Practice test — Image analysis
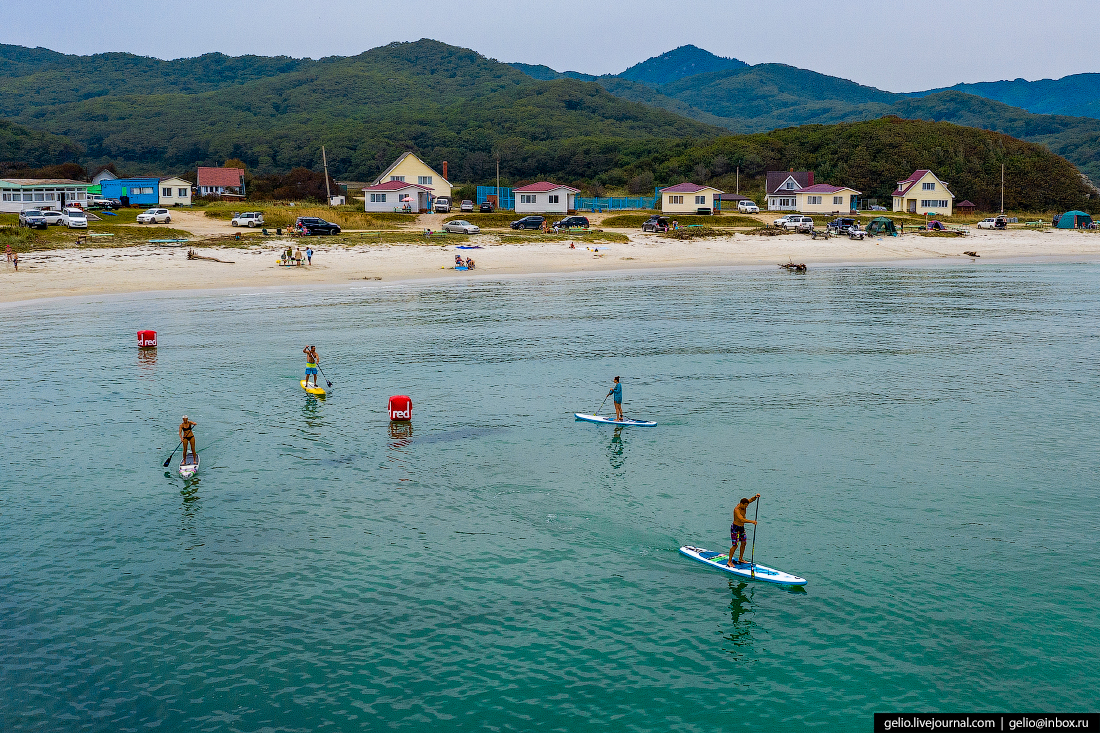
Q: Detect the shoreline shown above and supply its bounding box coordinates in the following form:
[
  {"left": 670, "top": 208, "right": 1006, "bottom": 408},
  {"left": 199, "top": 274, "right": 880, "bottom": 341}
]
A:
[{"left": 3, "top": 228, "right": 1099, "bottom": 306}]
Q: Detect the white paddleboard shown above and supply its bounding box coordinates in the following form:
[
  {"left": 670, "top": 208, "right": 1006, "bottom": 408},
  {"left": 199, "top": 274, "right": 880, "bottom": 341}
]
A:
[
  {"left": 179, "top": 454, "right": 199, "bottom": 478},
  {"left": 301, "top": 379, "right": 326, "bottom": 396},
  {"left": 574, "top": 413, "right": 657, "bottom": 427},
  {"left": 679, "top": 545, "right": 807, "bottom": 586}
]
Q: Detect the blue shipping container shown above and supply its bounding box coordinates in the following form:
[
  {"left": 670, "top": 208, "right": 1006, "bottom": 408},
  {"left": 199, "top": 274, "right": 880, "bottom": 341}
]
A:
[{"left": 100, "top": 178, "right": 162, "bottom": 206}]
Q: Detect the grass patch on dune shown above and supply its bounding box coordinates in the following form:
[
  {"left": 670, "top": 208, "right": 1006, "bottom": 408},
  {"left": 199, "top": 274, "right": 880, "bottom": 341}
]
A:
[
  {"left": 497, "top": 231, "right": 629, "bottom": 244},
  {"left": 602, "top": 213, "right": 760, "bottom": 228},
  {"left": 201, "top": 203, "right": 414, "bottom": 229},
  {"left": 0, "top": 224, "right": 194, "bottom": 251}
]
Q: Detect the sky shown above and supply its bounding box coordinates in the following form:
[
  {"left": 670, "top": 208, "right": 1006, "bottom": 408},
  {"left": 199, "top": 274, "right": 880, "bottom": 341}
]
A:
[{"left": 3, "top": 0, "right": 1099, "bottom": 92}]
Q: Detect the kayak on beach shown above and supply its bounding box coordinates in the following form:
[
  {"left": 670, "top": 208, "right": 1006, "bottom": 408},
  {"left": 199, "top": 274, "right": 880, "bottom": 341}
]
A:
[
  {"left": 574, "top": 413, "right": 657, "bottom": 427},
  {"left": 679, "top": 545, "right": 807, "bottom": 586}
]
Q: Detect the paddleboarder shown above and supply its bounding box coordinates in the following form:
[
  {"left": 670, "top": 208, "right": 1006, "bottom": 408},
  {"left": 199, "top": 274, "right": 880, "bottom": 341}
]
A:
[
  {"left": 727, "top": 494, "right": 761, "bottom": 567},
  {"left": 303, "top": 345, "right": 319, "bottom": 387},
  {"left": 179, "top": 416, "right": 197, "bottom": 466},
  {"left": 608, "top": 376, "right": 623, "bottom": 421}
]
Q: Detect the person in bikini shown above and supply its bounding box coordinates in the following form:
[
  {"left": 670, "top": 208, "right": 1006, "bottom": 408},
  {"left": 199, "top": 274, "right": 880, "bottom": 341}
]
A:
[
  {"left": 727, "top": 493, "right": 761, "bottom": 566},
  {"left": 179, "top": 416, "right": 197, "bottom": 466},
  {"left": 303, "top": 345, "right": 319, "bottom": 387}
]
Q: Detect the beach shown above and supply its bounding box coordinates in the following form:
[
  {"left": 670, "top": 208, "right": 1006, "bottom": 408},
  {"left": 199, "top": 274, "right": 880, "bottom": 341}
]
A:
[{"left": 4, "top": 219, "right": 1100, "bottom": 303}]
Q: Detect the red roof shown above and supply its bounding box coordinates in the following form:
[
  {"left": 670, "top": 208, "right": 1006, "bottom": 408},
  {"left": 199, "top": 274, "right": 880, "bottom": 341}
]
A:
[
  {"left": 196, "top": 167, "right": 244, "bottom": 188},
  {"left": 797, "top": 183, "right": 861, "bottom": 194},
  {"left": 361, "top": 180, "right": 434, "bottom": 192},
  {"left": 659, "top": 182, "right": 722, "bottom": 194},
  {"left": 512, "top": 181, "right": 579, "bottom": 193},
  {"left": 893, "top": 170, "right": 930, "bottom": 196}
]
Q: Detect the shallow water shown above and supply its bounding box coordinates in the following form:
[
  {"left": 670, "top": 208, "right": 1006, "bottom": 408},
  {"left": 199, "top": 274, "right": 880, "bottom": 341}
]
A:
[{"left": 2, "top": 265, "right": 1098, "bottom": 731}]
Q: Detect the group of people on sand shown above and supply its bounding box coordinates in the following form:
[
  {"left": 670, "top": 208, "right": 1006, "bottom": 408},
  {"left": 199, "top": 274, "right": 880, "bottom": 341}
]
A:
[
  {"left": 281, "top": 246, "right": 313, "bottom": 267},
  {"left": 454, "top": 255, "right": 475, "bottom": 269}
]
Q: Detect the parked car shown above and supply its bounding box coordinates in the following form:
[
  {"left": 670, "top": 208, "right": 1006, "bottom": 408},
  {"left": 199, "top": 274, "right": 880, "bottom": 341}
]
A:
[
  {"left": 827, "top": 217, "right": 858, "bottom": 235},
  {"left": 231, "top": 211, "right": 264, "bottom": 228},
  {"left": 775, "top": 215, "right": 813, "bottom": 231},
  {"left": 137, "top": 208, "right": 172, "bottom": 224},
  {"left": 773, "top": 214, "right": 796, "bottom": 227},
  {"left": 460, "top": 200, "right": 474, "bottom": 212},
  {"left": 976, "top": 216, "right": 1007, "bottom": 230},
  {"left": 868, "top": 205, "right": 887, "bottom": 211},
  {"left": 847, "top": 226, "right": 867, "bottom": 240},
  {"left": 479, "top": 202, "right": 495, "bottom": 213},
  {"left": 62, "top": 208, "right": 88, "bottom": 228},
  {"left": 295, "top": 216, "right": 341, "bottom": 235},
  {"left": 642, "top": 215, "right": 670, "bottom": 233},
  {"left": 737, "top": 200, "right": 760, "bottom": 214},
  {"left": 511, "top": 215, "right": 545, "bottom": 230},
  {"left": 40, "top": 210, "right": 65, "bottom": 226},
  {"left": 18, "top": 209, "right": 48, "bottom": 229},
  {"left": 552, "top": 215, "right": 589, "bottom": 230},
  {"left": 433, "top": 197, "right": 451, "bottom": 213},
  {"left": 88, "top": 196, "right": 119, "bottom": 209},
  {"left": 442, "top": 220, "right": 480, "bottom": 234}
]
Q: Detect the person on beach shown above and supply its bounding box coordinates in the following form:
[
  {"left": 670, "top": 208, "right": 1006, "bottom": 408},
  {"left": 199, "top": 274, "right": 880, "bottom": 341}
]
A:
[
  {"left": 5, "top": 242, "right": 11, "bottom": 262},
  {"left": 179, "top": 416, "right": 197, "bottom": 466},
  {"left": 608, "top": 376, "right": 623, "bottom": 421},
  {"left": 727, "top": 494, "right": 761, "bottom": 566},
  {"left": 306, "top": 246, "right": 313, "bottom": 266},
  {"left": 294, "top": 247, "right": 303, "bottom": 266},
  {"left": 12, "top": 252, "right": 18, "bottom": 271},
  {"left": 303, "top": 345, "right": 319, "bottom": 387}
]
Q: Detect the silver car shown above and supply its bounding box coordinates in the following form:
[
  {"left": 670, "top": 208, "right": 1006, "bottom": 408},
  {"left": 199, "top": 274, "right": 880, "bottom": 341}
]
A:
[
  {"left": 442, "top": 220, "right": 480, "bottom": 234},
  {"left": 41, "top": 210, "right": 65, "bottom": 226}
]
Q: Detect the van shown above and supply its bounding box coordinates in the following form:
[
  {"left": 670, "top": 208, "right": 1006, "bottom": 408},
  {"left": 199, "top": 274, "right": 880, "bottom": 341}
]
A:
[{"left": 433, "top": 197, "right": 451, "bottom": 213}]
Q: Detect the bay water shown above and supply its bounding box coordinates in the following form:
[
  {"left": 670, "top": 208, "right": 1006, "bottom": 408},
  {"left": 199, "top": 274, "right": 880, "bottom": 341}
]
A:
[{"left": 2, "top": 264, "right": 1098, "bottom": 730}]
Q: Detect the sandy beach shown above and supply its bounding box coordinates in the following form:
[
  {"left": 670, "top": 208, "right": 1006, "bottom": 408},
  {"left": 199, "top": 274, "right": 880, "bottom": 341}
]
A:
[{"left": 3, "top": 223, "right": 1099, "bottom": 304}]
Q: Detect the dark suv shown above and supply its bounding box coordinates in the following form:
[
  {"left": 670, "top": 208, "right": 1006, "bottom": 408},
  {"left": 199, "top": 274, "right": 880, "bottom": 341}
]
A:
[
  {"left": 295, "top": 217, "right": 341, "bottom": 235},
  {"left": 551, "top": 215, "right": 589, "bottom": 230},
  {"left": 479, "top": 202, "right": 495, "bottom": 213},
  {"left": 641, "top": 216, "right": 670, "bottom": 233},
  {"left": 511, "top": 215, "right": 545, "bottom": 230},
  {"left": 18, "top": 209, "right": 48, "bottom": 230},
  {"left": 827, "top": 217, "right": 857, "bottom": 234}
]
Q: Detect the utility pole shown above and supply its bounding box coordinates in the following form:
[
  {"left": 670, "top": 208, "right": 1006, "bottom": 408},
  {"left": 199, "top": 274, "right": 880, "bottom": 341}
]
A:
[
  {"left": 736, "top": 166, "right": 739, "bottom": 194},
  {"left": 496, "top": 152, "right": 500, "bottom": 208},
  {"left": 1000, "top": 163, "right": 1005, "bottom": 214},
  {"left": 322, "top": 146, "right": 332, "bottom": 205}
]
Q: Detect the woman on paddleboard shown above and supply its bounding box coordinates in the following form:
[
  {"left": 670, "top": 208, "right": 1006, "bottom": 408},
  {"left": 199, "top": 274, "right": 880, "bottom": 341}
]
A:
[
  {"left": 608, "top": 377, "right": 623, "bottom": 421},
  {"left": 303, "top": 345, "right": 319, "bottom": 387},
  {"left": 179, "top": 416, "right": 197, "bottom": 466},
  {"left": 727, "top": 494, "right": 760, "bottom": 567}
]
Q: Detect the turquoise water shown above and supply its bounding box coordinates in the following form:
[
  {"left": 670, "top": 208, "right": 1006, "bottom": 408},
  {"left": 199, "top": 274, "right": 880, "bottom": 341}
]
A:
[{"left": 2, "top": 265, "right": 1098, "bottom": 731}]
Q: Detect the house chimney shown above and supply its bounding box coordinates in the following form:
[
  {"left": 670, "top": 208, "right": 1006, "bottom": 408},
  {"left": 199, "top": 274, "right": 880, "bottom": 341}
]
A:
[
  {"left": 808, "top": 171, "right": 815, "bottom": 185},
  {"left": 442, "top": 161, "right": 448, "bottom": 180}
]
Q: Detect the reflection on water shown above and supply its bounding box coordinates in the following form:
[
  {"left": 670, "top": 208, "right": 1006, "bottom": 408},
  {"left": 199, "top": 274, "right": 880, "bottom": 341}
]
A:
[
  {"left": 301, "top": 395, "right": 324, "bottom": 432},
  {"left": 386, "top": 421, "right": 413, "bottom": 482},
  {"left": 137, "top": 348, "right": 157, "bottom": 371},
  {"left": 608, "top": 425, "right": 626, "bottom": 470},
  {"left": 724, "top": 581, "right": 755, "bottom": 656}
]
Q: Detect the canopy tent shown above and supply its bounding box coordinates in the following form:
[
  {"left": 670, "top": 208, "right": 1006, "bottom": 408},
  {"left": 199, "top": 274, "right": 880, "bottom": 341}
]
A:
[
  {"left": 1055, "top": 210, "right": 1093, "bottom": 229},
  {"left": 866, "top": 216, "right": 897, "bottom": 236}
]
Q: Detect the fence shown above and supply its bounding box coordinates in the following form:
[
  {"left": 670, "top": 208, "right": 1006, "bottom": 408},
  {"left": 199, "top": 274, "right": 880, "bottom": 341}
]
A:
[
  {"left": 574, "top": 196, "right": 656, "bottom": 212},
  {"left": 476, "top": 186, "right": 514, "bottom": 210}
]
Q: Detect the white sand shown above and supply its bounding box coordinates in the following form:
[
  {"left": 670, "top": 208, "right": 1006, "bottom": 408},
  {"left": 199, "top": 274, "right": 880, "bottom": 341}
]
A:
[{"left": 3, "top": 228, "right": 1099, "bottom": 304}]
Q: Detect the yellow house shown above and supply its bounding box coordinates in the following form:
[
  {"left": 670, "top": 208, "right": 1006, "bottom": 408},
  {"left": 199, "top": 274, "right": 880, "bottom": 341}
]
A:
[
  {"left": 892, "top": 170, "right": 954, "bottom": 216},
  {"left": 794, "top": 184, "right": 861, "bottom": 214},
  {"left": 158, "top": 177, "right": 193, "bottom": 206},
  {"left": 659, "top": 182, "right": 723, "bottom": 214},
  {"left": 373, "top": 152, "right": 452, "bottom": 200}
]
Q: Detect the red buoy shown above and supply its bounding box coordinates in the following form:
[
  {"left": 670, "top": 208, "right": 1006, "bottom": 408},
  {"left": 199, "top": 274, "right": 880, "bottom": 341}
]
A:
[
  {"left": 137, "top": 330, "right": 157, "bottom": 348},
  {"left": 388, "top": 395, "right": 412, "bottom": 421}
]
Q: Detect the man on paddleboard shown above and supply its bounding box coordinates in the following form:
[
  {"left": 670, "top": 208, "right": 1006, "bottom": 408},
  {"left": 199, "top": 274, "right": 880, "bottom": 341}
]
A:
[
  {"left": 727, "top": 494, "right": 761, "bottom": 567},
  {"left": 609, "top": 376, "right": 623, "bottom": 421},
  {"left": 303, "top": 345, "right": 319, "bottom": 387}
]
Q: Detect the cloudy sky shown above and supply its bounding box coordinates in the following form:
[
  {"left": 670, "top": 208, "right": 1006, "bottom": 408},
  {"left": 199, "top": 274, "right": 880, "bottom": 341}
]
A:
[{"left": 4, "top": 0, "right": 1098, "bottom": 92}]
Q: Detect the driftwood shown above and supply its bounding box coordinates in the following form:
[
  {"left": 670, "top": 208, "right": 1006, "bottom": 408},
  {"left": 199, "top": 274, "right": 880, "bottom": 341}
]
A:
[
  {"left": 780, "top": 260, "right": 807, "bottom": 272},
  {"left": 187, "top": 248, "right": 235, "bottom": 264},
  {"left": 963, "top": 251, "right": 980, "bottom": 258}
]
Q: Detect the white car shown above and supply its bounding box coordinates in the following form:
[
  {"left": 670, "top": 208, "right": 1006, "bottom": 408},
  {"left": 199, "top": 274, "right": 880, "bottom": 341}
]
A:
[
  {"left": 776, "top": 215, "right": 814, "bottom": 231},
  {"left": 62, "top": 208, "right": 88, "bottom": 228},
  {"left": 433, "top": 197, "right": 451, "bottom": 213},
  {"left": 137, "top": 208, "right": 172, "bottom": 224},
  {"left": 976, "top": 216, "right": 1006, "bottom": 230},
  {"left": 231, "top": 211, "right": 264, "bottom": 227},
  {"left": 737, "top": 200, "right": 760, "bottom": 214},
  {"left": 442, "top": 220, "right": 480, "bottom": 234},
  {"left": 41, "top": 210, "right": 65, "bottom": 226}
]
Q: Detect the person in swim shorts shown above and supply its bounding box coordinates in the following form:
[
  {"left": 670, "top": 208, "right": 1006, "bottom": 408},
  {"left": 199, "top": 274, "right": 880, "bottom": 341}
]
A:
[
  {"left": 727, "top": 493, "right": 761, "bottom": 567},
  {"left": 609, "top": 376, "right": 623, "bottom": 421},
  {"left": 303, "top": 345, "right": 319, "bottom": 387}
]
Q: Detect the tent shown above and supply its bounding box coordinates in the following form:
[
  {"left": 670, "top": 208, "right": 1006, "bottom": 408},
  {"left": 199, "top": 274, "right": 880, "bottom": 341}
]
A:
[
  {"left": 1055, "top": 210, "right": 1093, "bottom": 229},
  {"left": 866, "top": 217, "right": 897, "bottom": 236}
]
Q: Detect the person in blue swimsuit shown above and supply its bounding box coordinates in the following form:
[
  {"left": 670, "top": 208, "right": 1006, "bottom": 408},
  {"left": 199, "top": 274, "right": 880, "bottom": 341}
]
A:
[
  {"left": 303, "top": 345, "right": 319, "bottom": 387},
  {"left": 608, "top": 376, "right": 623, "bottom": 421}
]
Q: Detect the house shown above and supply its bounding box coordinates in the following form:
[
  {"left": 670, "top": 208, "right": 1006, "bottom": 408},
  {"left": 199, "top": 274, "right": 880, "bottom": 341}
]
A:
[
  {"left": 159, "top": 177, "right": 193, "bottom": 206},
  {"left": 0, "top": 178, "right": 90, "bottom": 213},
  {"left": 196, "top": 167, "right": 246, "bottom": 198},
  {"left": 361, "top": 180, "right": 434, "bottom": 213},
  {"left": 955, "top": 200, "right": 976, "bottom": 215},
  {"left": 766, "top": 171, "right": 814, "bottom": 211},
  {"left": 99, "top": 177, "right": 161, "bottom": 207},
  {"left": 372, "top": 153, "right": 451, "bottom": 202},
  {"left": 659, "top": 182, "right": 723, "bottom": 214},
  {"left": 513, "top": 182, "right": 579, "bottom": 214},
  {"left": 90, "top": 168, "right": 118, "bottom": 185},
  {"left": 892, "top": 170, "right": 954, "bottom": 216},
  {"left": 792, "top": 184, "right": 861, "bottom": 214}
]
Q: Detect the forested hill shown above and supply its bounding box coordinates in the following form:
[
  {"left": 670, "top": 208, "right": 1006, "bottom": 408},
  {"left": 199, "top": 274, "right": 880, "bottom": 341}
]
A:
[
  {"left": 0, "top": 119, "right": 83, "bottom": 168},
  {"left": 913, "top": 73, "right": 1100, "bottom": 119}
]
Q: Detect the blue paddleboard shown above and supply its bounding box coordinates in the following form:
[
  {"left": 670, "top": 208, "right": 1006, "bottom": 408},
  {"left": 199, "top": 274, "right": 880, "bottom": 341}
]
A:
[
  {"left": 574, "top": 413, "right": 657, "bottom": 427},
  {"left": 679, "top": 545, "right": 807, "bottom": 586}
]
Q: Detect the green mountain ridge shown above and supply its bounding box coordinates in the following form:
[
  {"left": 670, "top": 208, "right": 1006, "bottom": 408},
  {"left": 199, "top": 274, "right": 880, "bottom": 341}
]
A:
[{"left": 912, "top": 73, "right": 1100, "bottom": 119}]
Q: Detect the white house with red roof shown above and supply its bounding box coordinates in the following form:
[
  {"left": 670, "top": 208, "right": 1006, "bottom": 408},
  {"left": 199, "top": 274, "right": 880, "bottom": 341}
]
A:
[
  {"left": 892, "top": 170, "right": 954, "bottom": 216},
  {"left": 361, "top": 179, "right": 434, "bottom": 212},
  {"left": 196, "top": 167, "right": 245, "bottom": 198},
  {"left": 659, "top": 182, "right": 723, "bottom": 214},
  {"left": 792, "top": 183, "right": 861, "bottom": 214},
  {"left": 513, "top": 182, "right": 579, "bottom": 214}
]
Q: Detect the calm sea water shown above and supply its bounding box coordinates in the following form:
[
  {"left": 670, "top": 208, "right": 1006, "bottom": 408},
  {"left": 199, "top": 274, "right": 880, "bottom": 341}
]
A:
[{"left": 2, "top": 265, "right": 1098, "bottom": 731}]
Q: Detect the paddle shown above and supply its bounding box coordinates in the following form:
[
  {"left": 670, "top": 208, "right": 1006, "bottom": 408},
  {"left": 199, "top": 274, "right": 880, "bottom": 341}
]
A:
[
  {"left": 749, "top": 496, "right": 760, "bottom": 578},
  {"left": 594, "top": 392, "right": 610, "bottom": 417},
  {"left": 162, "top": 441, "right": 182, "bottom": 468},
  {"left": 317, "top": 364, "right": 333, "bottom": 389}
]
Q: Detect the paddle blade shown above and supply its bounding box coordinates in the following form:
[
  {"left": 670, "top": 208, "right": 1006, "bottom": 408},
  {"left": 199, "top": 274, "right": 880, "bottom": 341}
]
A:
[{"left": 162, "top": 457, "right": 172, "bottom": 467}]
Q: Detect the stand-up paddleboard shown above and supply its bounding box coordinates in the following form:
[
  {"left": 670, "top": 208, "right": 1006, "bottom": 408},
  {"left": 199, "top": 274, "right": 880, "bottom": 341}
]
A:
[
  {"left": 301, "top": 379, "right": 326, "bottom": 396},
  {"left": 574, "top": 413, "right": 657, "bottom": 427},
  {"left": 179, "top": 454, "right": 199, "bottom": 478},
  {"left": 679, "top": 545, "right": 807, "bottom": 586}
]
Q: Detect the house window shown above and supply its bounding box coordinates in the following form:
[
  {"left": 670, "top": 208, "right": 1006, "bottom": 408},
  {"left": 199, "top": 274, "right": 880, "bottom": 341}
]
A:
[
  {"left": 22, "top": 194, "right": 32, "bottom": 201},
  {"left": 162, "top": 187, "right": 172, "bottom": 196},
  {"left": 46, "top": 193, "right": 55, "bottom": 201},
  {"left": 398, "top": 194, "right": 411, "bottom": 202},
  {"left": 785, "top": 180, "right": 796, "bottom": 189},
  {"left": 390, "top": 176, "right": 405, "bottom": 182},
  {"left": 1, "top": 194, "right": 9, "bottom": 201},
  {"left": 34, "top": 193, "right": 45, "bottom": 201},
  {"left": 833, "top": 196, "right": 843, "bottom": 205},
  {"left": 807, "top": 196, "right": 822, "bottom": 205},
  {"left": 520, "top": 194, "right": 536, "bottom": 204},
  {"left": 695, "top": 195, "right": 706, "bottom": 204},
  {"left": 178, "top": 188, "right": 187, "bottom": 197},
  {"left": 417, "top": 176, "right": 432, "bottom": 185},
  {"left": 920, "top": 200, "right": 948, "bottom": 208},
  {"left": 669, "top": 195, "right": 683, "bottom": 204},
  {"left": 548, "top": 195, "right": 559, "bottom": 204},
  {"left": 370, "top": 193, "right": 387, "bottom": 202},
  {"left": 922, "top": 182, "right": 936, "bottom": 190}
]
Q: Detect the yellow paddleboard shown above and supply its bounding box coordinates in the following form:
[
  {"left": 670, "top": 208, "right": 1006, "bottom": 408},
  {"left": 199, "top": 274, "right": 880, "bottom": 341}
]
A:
[{"left": 301, "top": 379, "right": 326, "bottom": 396}]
